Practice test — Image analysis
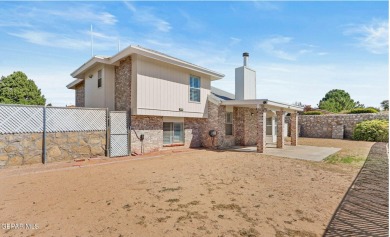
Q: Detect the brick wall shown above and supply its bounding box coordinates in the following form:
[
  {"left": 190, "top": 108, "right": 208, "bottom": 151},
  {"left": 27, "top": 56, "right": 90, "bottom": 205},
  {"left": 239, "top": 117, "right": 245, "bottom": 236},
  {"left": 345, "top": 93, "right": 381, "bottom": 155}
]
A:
[
  {"left": 234, "top": 107, "right": 257, "bottom": 146},
  {"left": 130, "top": 115, "right": 163, "bottom": 153},
  {"left": 75, "top": 82, "right": 85, "bottom": 107},
  {"left": 184, "top": 118, "right": 206, "bottom": 148},
  {"left": 202, "top": 101, "right": 235, "bottom": 148},
  {"left": 294, "top": 113, "right": 389, "bottom": 139},
  {"left": 115, "top": 56, "right": 132, "bottom": 111},
  {"left": 0, "top": 131, "right": 106, "bottom": 167}
]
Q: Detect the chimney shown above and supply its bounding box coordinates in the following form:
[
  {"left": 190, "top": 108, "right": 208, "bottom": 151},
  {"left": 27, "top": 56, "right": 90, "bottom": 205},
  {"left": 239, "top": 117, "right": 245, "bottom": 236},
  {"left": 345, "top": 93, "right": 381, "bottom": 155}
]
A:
[
  {"left": 243, "top": 52, "right": 249, "bottom": 66},
  {"left": 235, "top": 52, "right": 256, "bottom": 100}
]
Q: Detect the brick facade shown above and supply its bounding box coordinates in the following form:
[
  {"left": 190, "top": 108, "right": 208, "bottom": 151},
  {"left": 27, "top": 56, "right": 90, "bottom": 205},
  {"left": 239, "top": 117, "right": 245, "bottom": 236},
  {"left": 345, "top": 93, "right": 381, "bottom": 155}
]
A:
[
  {"left": 130, "top": 116, "right": 163, "bottom": 154},
  {"left": 184, "top": 118, "right": 206, "bottom": 148},
  {"left": 233, "top": 107, "right": 257, "bottom": 146},
  {"left": 115, "top": 56, "right": 132, "bottom": 111},
  {"left": 276, "top": 111, "right": 285, "bottom": 148},
  {"left": 201, "top": 101, "right": 235, "bottom": 149},
  {"left": 75, "top": 82, "right": 85, "bottom": 107}
]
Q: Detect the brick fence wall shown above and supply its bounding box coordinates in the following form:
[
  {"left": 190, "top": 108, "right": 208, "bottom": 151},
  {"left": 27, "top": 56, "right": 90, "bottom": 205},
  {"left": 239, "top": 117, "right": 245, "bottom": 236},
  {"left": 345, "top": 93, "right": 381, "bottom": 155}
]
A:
[
  {"left": 0, "top": 131, "right": 106, "bottom": 166},
  {"left": 288, "top": 113, "right": 388, "bottom": 139}
]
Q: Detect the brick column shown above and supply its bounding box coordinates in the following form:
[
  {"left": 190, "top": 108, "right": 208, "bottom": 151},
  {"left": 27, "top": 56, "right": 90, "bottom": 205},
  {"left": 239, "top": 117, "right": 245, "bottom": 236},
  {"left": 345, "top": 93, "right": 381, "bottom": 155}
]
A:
[
  {"left": 290, "top": 112, "right": 298, "bottom": 146},
  {"left": 257, "top": 107, "right": 267, "bottom": 153},
  {"left": 276, "top": 110, "right": 285, "bottom": 148}
]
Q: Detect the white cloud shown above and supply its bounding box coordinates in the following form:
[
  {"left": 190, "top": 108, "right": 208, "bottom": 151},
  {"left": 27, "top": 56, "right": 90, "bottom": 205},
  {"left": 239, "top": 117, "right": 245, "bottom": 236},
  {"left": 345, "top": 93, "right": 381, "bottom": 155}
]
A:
[
  {"left": 124, "top": 2, "right": 172, "bottom": 32},
  {"left": 229, "top": 37, "right": 241, "bottom": 46},
  {"left": 9, "top": 30, "right": 117, "bottom": 51},
  {"left": 344, "top": 19, "right": 388, "bottom": 54},
  {"left": 257, "top": 36, "right": 297, "bottom": 61}
]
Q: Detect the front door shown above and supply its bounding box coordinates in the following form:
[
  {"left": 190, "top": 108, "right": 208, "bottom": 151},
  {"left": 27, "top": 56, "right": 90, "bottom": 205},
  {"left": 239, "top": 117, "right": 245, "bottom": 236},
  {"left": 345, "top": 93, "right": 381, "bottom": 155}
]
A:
[{"left": 163, "top": 122, "right": 184, "bottom": 145}]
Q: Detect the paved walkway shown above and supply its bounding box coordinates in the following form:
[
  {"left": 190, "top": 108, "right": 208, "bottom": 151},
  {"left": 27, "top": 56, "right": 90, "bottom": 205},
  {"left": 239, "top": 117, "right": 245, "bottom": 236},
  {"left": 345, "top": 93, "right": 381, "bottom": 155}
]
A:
[
  {"left": 324, "top": 142, "right": 389, "bottom": 237},
  {"left": 229, "top": 144, "right": 340, "bottom": 161}
]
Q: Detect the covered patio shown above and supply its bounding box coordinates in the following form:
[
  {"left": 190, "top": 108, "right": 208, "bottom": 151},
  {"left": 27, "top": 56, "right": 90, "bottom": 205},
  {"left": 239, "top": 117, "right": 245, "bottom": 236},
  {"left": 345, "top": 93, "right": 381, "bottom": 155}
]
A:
[
  {"left": 228, "top": 144, "right": 341, "bottom": 161},
  {"left": 221, "top": 99, "right": 303, "bottom": 153}
]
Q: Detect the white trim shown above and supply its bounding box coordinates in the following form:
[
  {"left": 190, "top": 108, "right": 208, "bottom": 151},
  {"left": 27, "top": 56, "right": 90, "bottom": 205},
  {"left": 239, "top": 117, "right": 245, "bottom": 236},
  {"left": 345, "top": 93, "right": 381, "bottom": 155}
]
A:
[
  {"left": 66, "top": 79, "right": 83, "bottom": 89},
  {"left": 70, "top": 45, "right": 225, "bottom": 80}
]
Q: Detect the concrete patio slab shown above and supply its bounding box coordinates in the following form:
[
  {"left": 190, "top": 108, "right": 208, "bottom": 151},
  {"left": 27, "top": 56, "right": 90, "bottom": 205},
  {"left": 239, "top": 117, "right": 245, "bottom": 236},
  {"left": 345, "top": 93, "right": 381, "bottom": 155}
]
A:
[{"left": 229, "top": 145, "right": 341, "bottom": 161}]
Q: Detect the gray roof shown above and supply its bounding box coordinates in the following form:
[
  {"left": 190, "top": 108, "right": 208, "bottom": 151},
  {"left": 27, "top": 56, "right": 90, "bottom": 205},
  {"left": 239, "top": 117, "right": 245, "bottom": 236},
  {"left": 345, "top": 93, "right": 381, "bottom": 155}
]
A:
[{"left": 211, "top": 86, "right": 235, "bottom": 101}]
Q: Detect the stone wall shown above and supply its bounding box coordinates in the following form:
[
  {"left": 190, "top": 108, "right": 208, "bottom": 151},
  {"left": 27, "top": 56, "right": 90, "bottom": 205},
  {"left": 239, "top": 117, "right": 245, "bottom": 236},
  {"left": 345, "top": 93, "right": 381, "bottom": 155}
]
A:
[
  {"left": 75, "top": 82, "right": 85, "bottom": 107},
  {"left": 130, "top": 115, "right": 163, "bottom": 154},
  {"left": 0, "top": 131, "right": 106, "bottom": 167},
  {"left": 296, "top": 113, "right": 389, "bottom": 139},
  {"left": 115, "top": 56, "right": 132, "bottom": 111}
]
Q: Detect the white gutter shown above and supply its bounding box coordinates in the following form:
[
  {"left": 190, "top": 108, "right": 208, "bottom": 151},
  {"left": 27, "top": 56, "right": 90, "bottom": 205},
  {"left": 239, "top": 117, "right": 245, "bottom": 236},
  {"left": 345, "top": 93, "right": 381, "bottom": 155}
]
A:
[{"left": 221, "top": 99, "right": 304, "bottom": 111}]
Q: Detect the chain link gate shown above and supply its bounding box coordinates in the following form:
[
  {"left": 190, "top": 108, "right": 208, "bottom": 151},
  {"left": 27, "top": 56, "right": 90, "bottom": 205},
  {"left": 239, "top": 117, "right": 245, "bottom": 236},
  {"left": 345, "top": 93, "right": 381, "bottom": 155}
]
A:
[{"left": 108, "top": 111, "right": 130, "bottom": 157}]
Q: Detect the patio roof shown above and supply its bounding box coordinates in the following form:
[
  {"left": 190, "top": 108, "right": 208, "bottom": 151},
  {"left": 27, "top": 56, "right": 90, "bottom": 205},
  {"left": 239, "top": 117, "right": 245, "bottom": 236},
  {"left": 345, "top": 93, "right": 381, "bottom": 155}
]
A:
[{"left": 221, "top": 99, "right": 304, "bottom": 112}]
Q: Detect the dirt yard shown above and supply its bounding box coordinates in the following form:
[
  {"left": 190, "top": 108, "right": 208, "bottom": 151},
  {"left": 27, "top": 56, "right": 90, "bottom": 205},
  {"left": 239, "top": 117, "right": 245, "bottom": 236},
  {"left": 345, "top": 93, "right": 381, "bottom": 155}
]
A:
[{"left": 0, "top": 138, "right": 374, "bottom": 237}]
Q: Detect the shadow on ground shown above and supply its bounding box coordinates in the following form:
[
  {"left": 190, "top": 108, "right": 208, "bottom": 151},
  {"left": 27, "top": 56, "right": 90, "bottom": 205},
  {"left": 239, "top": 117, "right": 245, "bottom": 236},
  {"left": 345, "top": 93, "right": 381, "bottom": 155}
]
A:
[{"left": 323, "top": 142, "right": 389, "bottom": 237}]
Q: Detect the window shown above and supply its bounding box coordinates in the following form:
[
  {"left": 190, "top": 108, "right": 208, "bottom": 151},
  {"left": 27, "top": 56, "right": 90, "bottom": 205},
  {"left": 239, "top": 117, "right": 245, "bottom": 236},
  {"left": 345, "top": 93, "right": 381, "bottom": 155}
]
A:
[
  {"left": 266, "top": 118, "right": 272, "bottom": 135},
  {"left": 97, "top": 70, "right": 102, "bottom": 88},
  {"left": 226, "top": 112, "right": 233, "bottom": 135},
  {"left": 189, "top": 76, "right": 200, "bottom": 102},
  {"left": 163, "top": 122, "right": 184, "bottom": 144}
]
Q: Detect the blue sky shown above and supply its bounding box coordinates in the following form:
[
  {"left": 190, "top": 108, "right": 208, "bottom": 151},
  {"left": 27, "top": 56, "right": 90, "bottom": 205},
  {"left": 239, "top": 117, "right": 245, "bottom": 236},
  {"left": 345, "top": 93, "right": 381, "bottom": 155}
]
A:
[{"left": 0, "top": 1, "right": 388, "bottom": 107}]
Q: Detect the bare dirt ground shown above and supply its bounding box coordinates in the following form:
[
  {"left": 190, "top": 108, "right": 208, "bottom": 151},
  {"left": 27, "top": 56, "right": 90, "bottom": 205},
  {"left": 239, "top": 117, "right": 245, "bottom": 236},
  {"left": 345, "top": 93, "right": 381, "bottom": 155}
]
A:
[{"left": 0, "top": 138, "right": 374, "bottom": 237}]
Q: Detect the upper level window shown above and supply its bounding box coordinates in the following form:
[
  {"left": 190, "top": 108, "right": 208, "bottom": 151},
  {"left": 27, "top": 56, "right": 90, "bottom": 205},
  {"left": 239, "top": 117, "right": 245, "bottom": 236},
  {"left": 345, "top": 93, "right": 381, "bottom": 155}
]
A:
[
  {"left": 97, "top": 70, "right": 102, "bottom": 88},
  {"left": 226, "top": 112, "right": 233, "bottom": 135},
  {"left": 189, "top": 76, "right": 200, "bottom": 102}
]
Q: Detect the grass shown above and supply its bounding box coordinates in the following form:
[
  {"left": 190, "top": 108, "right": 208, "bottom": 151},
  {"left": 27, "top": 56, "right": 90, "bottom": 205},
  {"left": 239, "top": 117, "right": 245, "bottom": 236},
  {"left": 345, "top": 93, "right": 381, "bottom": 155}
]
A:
[{"left": 325, "top": 153, "right": 366, "bottom": 164}]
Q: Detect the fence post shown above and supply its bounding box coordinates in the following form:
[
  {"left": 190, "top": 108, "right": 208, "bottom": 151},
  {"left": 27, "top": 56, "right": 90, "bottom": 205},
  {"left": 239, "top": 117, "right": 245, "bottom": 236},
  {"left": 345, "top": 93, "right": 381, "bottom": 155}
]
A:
[
  {"left": 106, "top": 108, "right": 110, "bottom": 157},
  {"left": 42, "top": 105, "right": 47, "bottom": 164}
]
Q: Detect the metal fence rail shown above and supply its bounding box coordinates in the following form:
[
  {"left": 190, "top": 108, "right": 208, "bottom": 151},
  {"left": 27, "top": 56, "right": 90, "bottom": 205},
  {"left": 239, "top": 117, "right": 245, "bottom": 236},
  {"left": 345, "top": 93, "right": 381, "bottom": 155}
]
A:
[{"left": 0, "top": 104, "right": 106, "bottom": 134}]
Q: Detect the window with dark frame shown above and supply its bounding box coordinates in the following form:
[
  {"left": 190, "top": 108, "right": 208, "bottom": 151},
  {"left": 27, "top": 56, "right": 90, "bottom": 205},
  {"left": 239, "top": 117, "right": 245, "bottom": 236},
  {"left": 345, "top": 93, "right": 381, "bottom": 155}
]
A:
[
  {"left": 189, "top": 76, "right": 200, "bottom": 102},
  {"left": 225, "top": 112, "right": 233, "bottom": 135},
  {"left": 97, "top": 70, "right": 102, "bottom": 88}
]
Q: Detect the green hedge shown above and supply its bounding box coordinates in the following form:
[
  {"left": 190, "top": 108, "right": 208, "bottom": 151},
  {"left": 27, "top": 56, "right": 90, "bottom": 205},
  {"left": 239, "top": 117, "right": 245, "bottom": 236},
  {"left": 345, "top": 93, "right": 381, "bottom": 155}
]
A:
[
  {"left": 353, "top": 119, "right": 389, "bottom": 142},
  {"left": 348, "top": 108, "right": 379, "bottom": 114},
  {"left": 303, "top": 111, "right": 322, "bottom": 115}
]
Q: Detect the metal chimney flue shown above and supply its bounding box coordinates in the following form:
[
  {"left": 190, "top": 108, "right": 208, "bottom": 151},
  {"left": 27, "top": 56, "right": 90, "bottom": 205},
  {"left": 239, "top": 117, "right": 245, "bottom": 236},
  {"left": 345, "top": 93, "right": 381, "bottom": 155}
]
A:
[{"left": 243, "top": 52, "right": 249, "bottom": 66}]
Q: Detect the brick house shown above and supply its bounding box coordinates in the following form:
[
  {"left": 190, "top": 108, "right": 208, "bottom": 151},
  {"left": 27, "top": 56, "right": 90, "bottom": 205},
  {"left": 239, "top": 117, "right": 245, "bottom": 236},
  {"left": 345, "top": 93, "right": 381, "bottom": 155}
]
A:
[{"left": 67, "top": 46, "right": 303, "bottom": 154}]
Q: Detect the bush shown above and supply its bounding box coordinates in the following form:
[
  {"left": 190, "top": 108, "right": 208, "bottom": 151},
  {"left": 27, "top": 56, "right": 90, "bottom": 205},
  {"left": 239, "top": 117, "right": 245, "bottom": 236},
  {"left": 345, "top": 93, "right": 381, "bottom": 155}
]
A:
[
  {"left": 348, "top": 108, "right": 379, "bottom": 114},
  {"left": 353, "top": 119, "right": 389, "bottom": 142},
  {"left": 303, "top": 111, "right": 322, "bottom": 115}
]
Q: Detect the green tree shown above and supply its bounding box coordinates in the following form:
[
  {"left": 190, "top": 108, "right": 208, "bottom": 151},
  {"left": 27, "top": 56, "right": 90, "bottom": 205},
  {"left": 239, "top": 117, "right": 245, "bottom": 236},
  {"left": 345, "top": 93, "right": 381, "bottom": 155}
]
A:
[
  {"left": 318, "top": 89, "right": 363, "bottom": 113},
  {"left": 0, "top": 71, "right": 46, "bottom": 105},
  {"left": 380, "top": 100, "right": 389, "bottom": 111}
]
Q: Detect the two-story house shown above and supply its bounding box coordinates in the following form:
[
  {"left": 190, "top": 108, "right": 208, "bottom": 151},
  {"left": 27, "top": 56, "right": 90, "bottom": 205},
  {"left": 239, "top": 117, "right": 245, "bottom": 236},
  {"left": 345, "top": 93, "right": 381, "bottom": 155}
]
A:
[{"left": 67, "top": 45, "right": 303, "bottom": 154}]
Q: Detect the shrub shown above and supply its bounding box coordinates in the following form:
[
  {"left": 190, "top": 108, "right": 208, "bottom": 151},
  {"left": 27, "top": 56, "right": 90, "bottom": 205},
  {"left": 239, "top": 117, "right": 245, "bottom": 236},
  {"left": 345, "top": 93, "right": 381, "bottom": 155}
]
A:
[
  {"left": 353, "top": 119, "right": 389, "bottom": 142},
  {"left": 348, "top": 108, "right": 379, "bottom": 114},
  {"left": 303, "top": 111, "right": 322, "bottom": 115}
]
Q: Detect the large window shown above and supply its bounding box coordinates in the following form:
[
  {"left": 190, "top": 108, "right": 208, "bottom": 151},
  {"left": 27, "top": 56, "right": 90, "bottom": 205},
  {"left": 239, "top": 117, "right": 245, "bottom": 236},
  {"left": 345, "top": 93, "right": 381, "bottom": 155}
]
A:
[
  {"left": 189, "top": 76, "right": 200, "bottom": 102},
  {"left": 163, "top": 122, "right": 184, "bottom": 144},
  {"left": 226, "top": 112, "right": 233, "bottom": 135},
  {"left": 97, "top": 70, "right": 102, "bottom": 88}
]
